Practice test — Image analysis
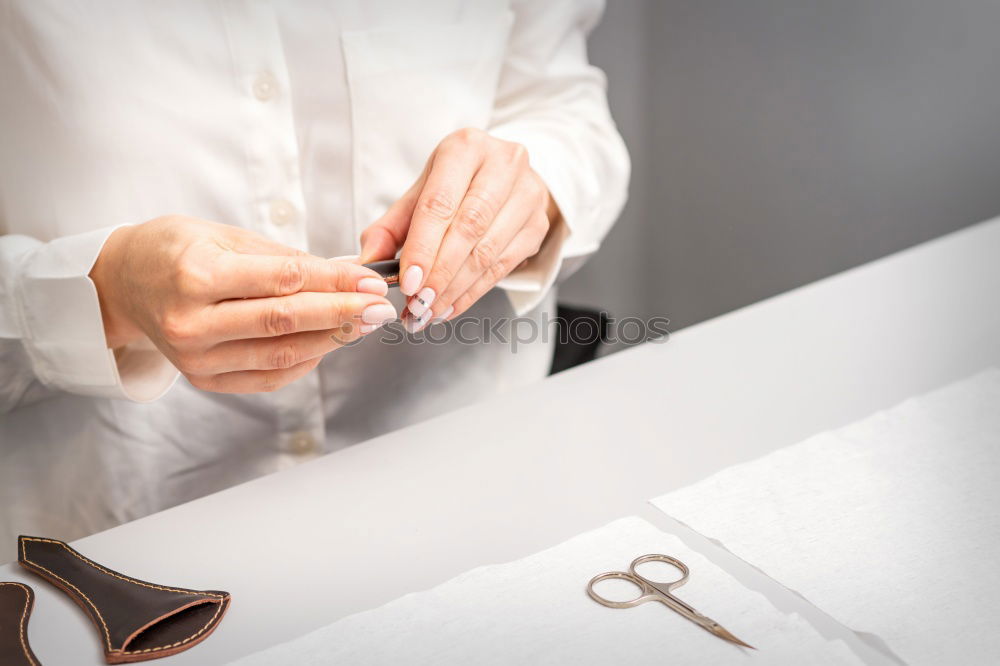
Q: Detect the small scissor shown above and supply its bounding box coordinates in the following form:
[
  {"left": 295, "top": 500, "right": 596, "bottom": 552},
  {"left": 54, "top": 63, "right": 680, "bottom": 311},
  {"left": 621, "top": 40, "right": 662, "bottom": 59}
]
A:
[{"left": 587, "top": 554, "right": 755, "bottom": 649}]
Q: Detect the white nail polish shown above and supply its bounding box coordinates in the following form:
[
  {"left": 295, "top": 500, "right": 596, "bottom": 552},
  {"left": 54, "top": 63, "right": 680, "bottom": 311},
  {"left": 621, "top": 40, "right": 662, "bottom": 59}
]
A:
[
  {"left": 408, "top": 287, "right": 435, "bottom": 318},
  {"left": 357, "top": 277, "right": 388, "bottom": 296},
  {"left": 432, "top": 305, "right": 454, "bottom": 325},
  {"left": 400, "top": 265, "right": 422, "bottom": 296},
  {"left": 404, "top": 313, "right": 429, "bottom": 334},
  {"left": 359, "top": 323, "right": 379, "bottom": 334},
  {"left": 362, "top": 303, "right": 397, "bottom": 325}
]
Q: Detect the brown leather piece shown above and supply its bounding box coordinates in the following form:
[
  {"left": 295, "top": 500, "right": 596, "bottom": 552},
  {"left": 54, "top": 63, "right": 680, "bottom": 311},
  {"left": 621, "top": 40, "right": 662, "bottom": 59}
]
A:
[
  {"left": 362, "top": 259, "right": 400, "bottom": 287},
  {"left": 18, "top": 536, "right": 230, "bottom": 664},
  {"left": 0, "top": 582, "right": 41, "bottom": 666}
]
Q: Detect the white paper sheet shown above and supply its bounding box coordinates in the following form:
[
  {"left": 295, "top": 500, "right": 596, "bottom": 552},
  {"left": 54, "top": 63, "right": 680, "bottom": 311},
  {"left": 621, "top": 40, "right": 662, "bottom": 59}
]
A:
[
  {"left": 651, "top": 368, "right": 1000, "bottom": 666},
  {"left": 228, "top": 517, "right": 860, "bottom": 665}
]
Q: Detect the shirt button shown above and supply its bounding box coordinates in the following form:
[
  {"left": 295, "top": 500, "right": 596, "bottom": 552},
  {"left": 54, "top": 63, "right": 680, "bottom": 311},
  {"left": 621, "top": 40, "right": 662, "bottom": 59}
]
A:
[
  {"left": 290, "top": 431, "right": 317, "bottom": 456},
  {"left": 253, "top": 71, "right": 279, "bottom": 101},
  {"left": 270, "top": 199, "right": 298, "bottom": 226}
]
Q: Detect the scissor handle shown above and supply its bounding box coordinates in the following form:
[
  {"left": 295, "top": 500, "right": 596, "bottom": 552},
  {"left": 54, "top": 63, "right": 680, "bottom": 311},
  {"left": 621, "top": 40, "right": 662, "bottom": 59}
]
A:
[
  {"left": 586, "top": 571, "right": 660, "bottom": 608},
  {"left": 629, "top": 554, "right": 689, "bottom": 593},
  {"left": 587, "top": 554, "right": 691, "bottom": 609}
]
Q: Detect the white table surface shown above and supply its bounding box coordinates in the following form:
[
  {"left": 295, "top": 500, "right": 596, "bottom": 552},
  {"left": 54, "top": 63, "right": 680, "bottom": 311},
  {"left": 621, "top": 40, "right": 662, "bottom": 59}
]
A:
[{"left": 2, "top": 218, "right": 998, "bottom": 665}]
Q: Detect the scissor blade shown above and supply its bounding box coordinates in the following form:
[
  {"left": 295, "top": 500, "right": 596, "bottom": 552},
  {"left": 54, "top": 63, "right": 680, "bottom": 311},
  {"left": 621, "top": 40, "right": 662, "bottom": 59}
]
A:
[
  {"left": 655, "top": 590, "right": 755, "bottom": 649},
  {"left": 707, "top": 622, "right": 756, "bottom": 650}
]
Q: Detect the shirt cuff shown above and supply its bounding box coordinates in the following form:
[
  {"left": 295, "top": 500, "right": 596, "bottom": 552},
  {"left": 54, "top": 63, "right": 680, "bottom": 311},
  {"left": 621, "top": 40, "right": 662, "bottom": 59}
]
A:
[
  {"left": 490, "top": 127, "right": 599, "bottom": 315},
  {"left": 13, "top": 225, "right": 178, "bottom": 402},
  {"left": 498, "top": 216, "right": 569, "bottom": 315}
]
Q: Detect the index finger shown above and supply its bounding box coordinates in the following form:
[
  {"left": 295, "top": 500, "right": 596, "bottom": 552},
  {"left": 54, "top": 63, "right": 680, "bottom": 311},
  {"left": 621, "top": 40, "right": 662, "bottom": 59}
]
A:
[
  {"left": 208, "top": 254, "right": 388, "bottom": 300},
  {"left": 398, "top": 139, "right": 483, "bottom": 295}
]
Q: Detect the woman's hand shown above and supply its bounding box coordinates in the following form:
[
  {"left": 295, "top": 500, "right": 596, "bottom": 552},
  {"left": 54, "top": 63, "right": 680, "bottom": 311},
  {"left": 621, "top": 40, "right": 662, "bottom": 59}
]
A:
[
  {"left": 360, "top": 128, "right": 559, "bottom": 332},
  {"left": 89, "top": 216, "right": 396, "bottom": 393}
]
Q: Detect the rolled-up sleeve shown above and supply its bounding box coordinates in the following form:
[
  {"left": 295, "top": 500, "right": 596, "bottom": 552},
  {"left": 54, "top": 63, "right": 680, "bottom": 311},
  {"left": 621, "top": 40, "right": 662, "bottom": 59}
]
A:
[
  {"left": 490, "top": 0, "right": 630, "bottom": 315},
  {"left": 0, "top": 227, "right": 177, "bottom": 413}
]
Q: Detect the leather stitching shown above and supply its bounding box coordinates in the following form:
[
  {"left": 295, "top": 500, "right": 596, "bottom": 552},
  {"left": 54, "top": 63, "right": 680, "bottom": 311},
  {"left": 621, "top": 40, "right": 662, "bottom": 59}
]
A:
[
  {"left": 0, "top": 582, "right": 38, "bottom": 666},
  {"left": 122, "top": 600, "right": 224, "bottom": 655},
  {"left": 20, "top": 537, "right": 225, "bottom": 656},
  {"left": 23, "top": 537, "right": 223, "bottom": 598},
  {"left": 21, "top": 539, "right": 113, "bottom": 651}
]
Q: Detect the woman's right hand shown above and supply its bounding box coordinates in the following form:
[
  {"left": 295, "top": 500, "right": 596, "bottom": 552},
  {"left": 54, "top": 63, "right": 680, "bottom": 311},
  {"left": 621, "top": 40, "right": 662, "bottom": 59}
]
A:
[{"left": 89, "top": 216, "right": 396, "bottom": 393}]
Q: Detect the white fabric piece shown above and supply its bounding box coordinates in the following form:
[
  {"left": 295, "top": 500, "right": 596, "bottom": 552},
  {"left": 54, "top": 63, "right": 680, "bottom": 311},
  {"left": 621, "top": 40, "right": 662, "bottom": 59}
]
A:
[
  {"left": 0, "top": 0, "right": 629, "bottom": 551},
  {"left": 650, "top": 368, "right": 1000, "bottom": 666},
  {"left": 227, "top": 517, "right": 861, "bottom": 665}
]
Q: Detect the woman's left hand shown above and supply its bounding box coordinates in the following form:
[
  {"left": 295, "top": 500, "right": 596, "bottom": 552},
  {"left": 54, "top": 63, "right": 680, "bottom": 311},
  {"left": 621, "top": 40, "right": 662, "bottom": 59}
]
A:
[{"left": 360, "top": 127, "right": 559, "bottom": 332}]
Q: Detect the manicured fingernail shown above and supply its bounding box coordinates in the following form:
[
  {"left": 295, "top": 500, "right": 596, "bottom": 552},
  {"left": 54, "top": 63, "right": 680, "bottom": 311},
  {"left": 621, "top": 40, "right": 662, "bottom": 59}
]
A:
[
  {"left": 362, "top": 303, "right": 397, "bottom": 325},
  {"left": 359, "top": 324, "right": 379, "bottom": 334},
  {"left": 404, "top": 312, "right": 430, "bottom": 334},
  {"left": 408, "top": 287, "right": 435, "bottom": 318},
  {"left": 432, "top": 305, "right": 454, "bottom": 325},
  {"left": 400, "top": 265, "right": 422, "bottom": 296},
  {"left": 357, "top": 277, "right": 388, "bottom": 296}
]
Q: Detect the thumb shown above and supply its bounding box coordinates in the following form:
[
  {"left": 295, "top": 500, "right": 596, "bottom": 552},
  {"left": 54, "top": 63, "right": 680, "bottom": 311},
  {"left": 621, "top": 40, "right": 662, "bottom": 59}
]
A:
[
  {"left": 359, "top": 186, "right": 423, "bottom": 263},
  {"left": 360, "top": 223, "right": 403, "bottom": 263},
  {"left": 360, "top": 159, "right": 434, "bottom": 263}
]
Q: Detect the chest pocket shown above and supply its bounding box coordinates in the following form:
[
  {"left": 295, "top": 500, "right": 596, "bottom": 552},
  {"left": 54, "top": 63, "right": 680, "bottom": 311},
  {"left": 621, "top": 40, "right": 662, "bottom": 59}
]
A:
[{"left": 342, "top": 6, "right": 515, "bottom": 231}]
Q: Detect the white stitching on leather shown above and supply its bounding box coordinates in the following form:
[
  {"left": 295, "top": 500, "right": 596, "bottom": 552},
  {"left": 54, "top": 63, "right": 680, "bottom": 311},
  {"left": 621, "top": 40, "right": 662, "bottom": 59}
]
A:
[
  {"left": 20, "top": 537, "right": 226, "bottom": 656},
  {"left": 123, "top": 600, "right": 225, "bottom": 655},
  {"left": 20, "top": 538, "right": 113, "bottom": 650},
  {"left": 0, "top": 582, "right": 38, "bottom": 666}
]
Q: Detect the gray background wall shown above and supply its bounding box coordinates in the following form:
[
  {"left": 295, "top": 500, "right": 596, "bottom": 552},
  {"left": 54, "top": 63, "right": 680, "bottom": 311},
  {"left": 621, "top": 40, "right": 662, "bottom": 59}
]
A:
[{"left": 560, "top": 0, "right": 1000, "bottom": 333}]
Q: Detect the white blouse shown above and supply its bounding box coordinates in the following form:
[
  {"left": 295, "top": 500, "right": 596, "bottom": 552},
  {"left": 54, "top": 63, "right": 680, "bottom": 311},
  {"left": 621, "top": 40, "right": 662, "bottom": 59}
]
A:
[{"left": 0, "top": 0, "right": 628, "bottom": 551}]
